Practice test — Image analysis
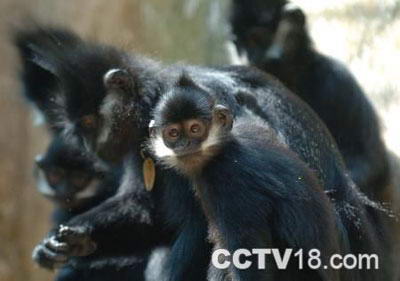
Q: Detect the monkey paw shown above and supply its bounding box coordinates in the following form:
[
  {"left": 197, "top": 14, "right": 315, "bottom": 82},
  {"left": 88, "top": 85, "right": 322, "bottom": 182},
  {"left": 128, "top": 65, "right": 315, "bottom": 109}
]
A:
[
  {"left": 56, "top": 225, "right": 97, "bottom": 257},
  {"left": 32, "top": 236, "right": 69, "bottom": 270}
]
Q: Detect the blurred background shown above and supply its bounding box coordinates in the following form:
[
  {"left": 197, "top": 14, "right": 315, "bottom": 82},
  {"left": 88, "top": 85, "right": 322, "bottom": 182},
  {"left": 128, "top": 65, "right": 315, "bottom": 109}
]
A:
[{"left": 0, "top": 0, "right": 398, "bottom": 280}]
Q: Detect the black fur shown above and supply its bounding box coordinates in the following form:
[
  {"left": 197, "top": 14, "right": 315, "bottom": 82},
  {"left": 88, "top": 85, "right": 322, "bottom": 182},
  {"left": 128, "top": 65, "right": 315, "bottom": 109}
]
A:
[
  {"left": 229, "top": 2, "right": 390, "bottom": 201},
  {"left": 35, "top": 136, "right": 116, "bottom": 220},
  {"left": 33, "top": 136, "right": 152, "bottom": 281},
  {"left": 14, "top": 27, "right": 387, "bottom": 281},
  {"left": 151, "top": 81, "right": 342, "bottom": 280}
]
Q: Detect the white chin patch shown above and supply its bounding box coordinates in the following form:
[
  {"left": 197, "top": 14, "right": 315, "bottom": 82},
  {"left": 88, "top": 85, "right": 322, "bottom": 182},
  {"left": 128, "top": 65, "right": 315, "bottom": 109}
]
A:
[
  {"left": 36, "top": 170, "right": 55, "bottom": 197},
  {"left": 75, "top": 179, "right": 99, "bottom": 199}
]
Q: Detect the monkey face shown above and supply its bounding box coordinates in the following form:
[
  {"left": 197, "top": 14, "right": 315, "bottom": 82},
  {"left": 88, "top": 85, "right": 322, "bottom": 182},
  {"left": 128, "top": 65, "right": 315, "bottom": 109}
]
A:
[
  {"left": 231, "top": 1, "right": 282, "bottom": 65},
  {"left": 263, "top": 5, "right": 307, "bottom": 64},
  {"left": 34, "top": 137, "right": 108, "bottom": 209},
  {"left": 232, "top": 3, "right": 307, "bottom": 67},
  {"left": 17, "top": 33, "right": 143, "bottom": 164},
  {"left": 150, "top": 104, "right": 233, "bottom": 175},
  {"left": 63, "top": 68, "right": 142, "bottom": 164},
  {"left": 35, "top": 155, "right": 101, "bottom": 209},
  {"left": 161, "top": 118, "right": 211, "bottom": 156}
]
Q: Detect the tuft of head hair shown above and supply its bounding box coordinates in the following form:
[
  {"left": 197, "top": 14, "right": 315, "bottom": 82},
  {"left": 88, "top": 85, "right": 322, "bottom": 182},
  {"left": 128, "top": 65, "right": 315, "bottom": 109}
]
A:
[{"left": 154, "top": 74, "right": 214, "bottom": 126}]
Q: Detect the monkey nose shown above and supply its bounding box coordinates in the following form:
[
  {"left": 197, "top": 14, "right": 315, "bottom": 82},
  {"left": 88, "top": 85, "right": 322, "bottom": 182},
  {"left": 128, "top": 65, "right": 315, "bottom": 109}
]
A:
[{"left": 265, "top": 45, "right": 283, "bottom": 61}]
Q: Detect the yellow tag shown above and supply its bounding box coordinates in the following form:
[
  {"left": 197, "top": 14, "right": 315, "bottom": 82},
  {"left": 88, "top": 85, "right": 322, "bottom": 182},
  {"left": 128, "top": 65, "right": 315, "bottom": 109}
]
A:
[{"left": 143, "top": 157, "right": 156, "bottom": 191}]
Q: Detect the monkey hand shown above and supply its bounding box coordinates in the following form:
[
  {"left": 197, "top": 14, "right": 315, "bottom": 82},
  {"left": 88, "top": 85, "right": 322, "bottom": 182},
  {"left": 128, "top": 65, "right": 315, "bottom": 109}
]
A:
[
  {"left": 32, "top": 225, "right": 97, "bottom": 270},
  {"left": 32, "top": 235, "right": 69, "bottom": 270},
  {"left": 56, "top": 224, "right": 97, "bottom": 257}
]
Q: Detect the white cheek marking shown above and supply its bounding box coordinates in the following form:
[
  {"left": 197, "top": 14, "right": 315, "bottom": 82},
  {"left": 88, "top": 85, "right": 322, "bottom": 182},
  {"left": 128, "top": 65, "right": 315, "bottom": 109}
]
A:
[
  {"left": 151, "top": 136, "right": 176, "bottom": 158},
  {"left": 75, "top": 179, "right": 100, "bottom": 199},
  {"left": 35, "top": 154, "right": 44, "bottom": 163},
  {"left": 97, "top": 93, "right": 120, "bottom": 146},
  {"left": 150, "top": 136, "right": 180, "bottom": 169},
  {"left": 32, "top": 108, "right": 45, "bottom": 126},
  {"left": 225, "top": 41, "right": 249, "bottom": 66},
  {"left": 36, "top": 170, "right": 55, "bottom": 197}
]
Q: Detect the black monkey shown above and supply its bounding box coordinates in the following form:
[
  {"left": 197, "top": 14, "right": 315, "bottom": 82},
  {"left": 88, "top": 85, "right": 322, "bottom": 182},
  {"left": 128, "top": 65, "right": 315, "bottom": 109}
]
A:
[
  {"left": 14, "top": 27, "right": 387, "bottom": 281},
  {"left": 34, "top": 136, "right": 117, "bottom": 222},
  {"left": 229, "top": 1, "right": 390, "bottom": 201},
  {"left": 149, "top": 75, "right": 341, "bottom": 281},
  {"left": 14, "top": 27, "right": 211, "bottom": 281},
  {"left": 32, "top": 136, "right": 153, "bottom": 281}
]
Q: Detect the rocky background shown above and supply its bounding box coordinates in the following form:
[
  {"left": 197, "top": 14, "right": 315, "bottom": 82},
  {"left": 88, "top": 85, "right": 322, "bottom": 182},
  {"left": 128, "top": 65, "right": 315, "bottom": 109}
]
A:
[{"left": 0, "top": 1, "right": 398, "bottom": 280}]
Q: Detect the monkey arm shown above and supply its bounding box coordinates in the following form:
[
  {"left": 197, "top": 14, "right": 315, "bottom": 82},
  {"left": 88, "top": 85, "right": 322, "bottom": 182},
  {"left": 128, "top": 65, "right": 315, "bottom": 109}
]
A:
[
  {"left": 33, "top": 152, "right": 171, "bottom": 269},
  {"left": 32, "top": 190, "right": 165, "bottom": 269}
]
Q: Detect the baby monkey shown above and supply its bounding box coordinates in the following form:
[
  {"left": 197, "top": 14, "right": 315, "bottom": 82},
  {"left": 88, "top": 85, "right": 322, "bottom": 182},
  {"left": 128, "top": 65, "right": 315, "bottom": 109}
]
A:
[
  {"left": 150, "top": 74, "right": 340, "bottom": 281},
  {"left": 150, "top": 74, "right": 233, "bottom": 176}
]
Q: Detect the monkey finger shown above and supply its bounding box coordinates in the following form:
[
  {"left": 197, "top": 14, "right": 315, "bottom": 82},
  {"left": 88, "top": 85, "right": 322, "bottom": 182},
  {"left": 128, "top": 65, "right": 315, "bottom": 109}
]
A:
[
  {"left": 44, "top": 236, "right": 70, "bottom": 253},
  {"left": 32, "top": 244, "right": 69, "bottom": 269},
  {"left": 58, "top": 225, "right": 89, "bottom": 242}
]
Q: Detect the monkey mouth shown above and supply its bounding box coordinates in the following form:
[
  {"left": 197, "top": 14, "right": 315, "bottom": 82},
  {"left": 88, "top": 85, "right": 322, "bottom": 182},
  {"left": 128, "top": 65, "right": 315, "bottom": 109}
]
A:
[
  {"left": 50, "top": 196, "right": 87, "bottom": 209},
  {"left": 175, "top": 149, "right": 203, "bottom": 158}
]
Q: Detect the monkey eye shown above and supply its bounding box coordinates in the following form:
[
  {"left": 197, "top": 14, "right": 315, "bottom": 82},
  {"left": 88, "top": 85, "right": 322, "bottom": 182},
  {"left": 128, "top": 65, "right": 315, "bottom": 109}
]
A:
[
  {"left": 186, "top": 120, "right": 206, "bottom": 138},
  {"left": 80, "top": 115, "right": 98, "bottom": 130},
  {"left": 191, "top": 124, "right": 201, "bottom": 133},
  {"left": 71, "top": 171, "right": 92, "bottom": 189},
  {"left": 46, "top": 167, "right": 64, "bottom": 186},
  {"left": 163, "top": 125, "right": 181, "bottom": 142}
]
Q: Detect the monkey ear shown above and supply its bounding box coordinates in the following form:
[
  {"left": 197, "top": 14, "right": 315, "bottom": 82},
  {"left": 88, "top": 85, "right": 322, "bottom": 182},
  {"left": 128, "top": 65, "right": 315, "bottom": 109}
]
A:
[
  {"left": 212, "top": 105, "right": 233, "bottom": 130},
  {"left": 177, "top": 73, "right": 197, "bottom": 88},
  {"left": 103, "top": 69, "right": 135, "bottom": 93},
  {"left": 34, "top": 154, "right": 45, "bottom": 168},
  {"left": 282, "top": 3, "right": 306, "bottom": 25},
  {"left": 14, "top": 39, "right": 61, "bottom": 112}
]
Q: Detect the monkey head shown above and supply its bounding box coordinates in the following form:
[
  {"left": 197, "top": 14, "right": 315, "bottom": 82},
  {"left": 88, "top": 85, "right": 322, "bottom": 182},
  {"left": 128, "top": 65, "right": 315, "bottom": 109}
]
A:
[
  {"left": 34, "top": 137, "right": 108, "bottom": 209},
  {"left": 231, "top": 2, "right": 309, "bottom": 67},
  {"left": 149, "top": 74, "right": 233, "bottom": 175},
  {"left": 15, "top": 28, "right": 156, "bottom": 164}
]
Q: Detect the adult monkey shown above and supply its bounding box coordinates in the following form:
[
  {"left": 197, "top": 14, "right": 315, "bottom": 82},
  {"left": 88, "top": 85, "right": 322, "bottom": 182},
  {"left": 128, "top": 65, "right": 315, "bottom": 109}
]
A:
[
  {"left": 229, "top": 3, "right": 399, "bottom": 279},
  {"left": 15, "top": 28, "right": 173, "bottom": 281},
  {"left": 229, "top": 0, "right": 390, "bottom": 202},
  {"left": 14, "top": 27, "right": 386, "bottom": 281}
]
